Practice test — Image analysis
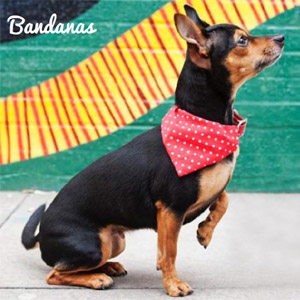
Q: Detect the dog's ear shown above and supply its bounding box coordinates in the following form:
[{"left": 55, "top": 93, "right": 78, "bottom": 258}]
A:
[
  {"left": 184, "top": 5, "right": 210, "bottom": 29},
  {"left": 174, "top": 13, "right": 211, "bottom": 69},
  {"left": 174, "top": 13, "right": 206, "bottom": 47}
]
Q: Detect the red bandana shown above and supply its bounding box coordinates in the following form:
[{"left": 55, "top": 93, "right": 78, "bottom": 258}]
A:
[{"left": 161, "top": 106, "right": 247, "bottom": 177}]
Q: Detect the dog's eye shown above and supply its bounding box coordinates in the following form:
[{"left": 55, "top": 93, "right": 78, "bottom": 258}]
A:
[{"left": 237, "top": 36, "right": 248, "bottom": 47}]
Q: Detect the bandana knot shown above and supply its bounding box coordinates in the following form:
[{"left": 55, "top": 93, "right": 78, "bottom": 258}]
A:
[{"left": 161, "top": 106, "right": 247, "bottom": 177}]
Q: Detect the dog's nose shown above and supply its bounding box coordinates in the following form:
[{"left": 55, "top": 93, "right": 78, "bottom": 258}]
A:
[{"left": 272, "top": 34, "right": 284, "bottom": 45}]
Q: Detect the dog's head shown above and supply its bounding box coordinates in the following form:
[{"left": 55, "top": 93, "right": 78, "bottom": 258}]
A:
[{"left": 174, "top": 5, "right": 284, "bottom": 94}]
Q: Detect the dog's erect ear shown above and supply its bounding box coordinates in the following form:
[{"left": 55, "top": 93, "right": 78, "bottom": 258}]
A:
[
  {"left": 174, "top": 13, "right": 206, "bottom": 47},
  {"left": 184, "top": 5, "right": 210, "bottom": 29},
  {"left": 174, "top": 13, "right": 211, "bottom": 70}
]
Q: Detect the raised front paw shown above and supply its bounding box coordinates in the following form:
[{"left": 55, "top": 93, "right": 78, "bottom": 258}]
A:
[
  {"left": 164, "top": 278, "right": 193, "bottom": 297},
  {"left": 197, "top": 220, "right": 213, "bottom": 248}
]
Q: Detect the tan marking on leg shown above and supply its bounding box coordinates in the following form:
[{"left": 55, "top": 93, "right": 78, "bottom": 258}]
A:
[
  {"left": 197, "top": 191, "right": 229, "bottom": 248},
  {"left": 96, "top": 261, "right": 127, "bottom": 277},
  {"left": 156, "top": 201, "right": 193, "bottom": 297},
  {"left": 46, "top": 269, "right": 113, "bottom": 290}
]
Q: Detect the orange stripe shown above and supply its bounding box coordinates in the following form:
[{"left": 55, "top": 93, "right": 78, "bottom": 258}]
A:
[
  {"left": 231, "top": 0, "right": 246, "bottom": 27},
  {"left": 148, "top": 16, "right": 179, "bottom": 77},
  {"left": 23, "top": 91, "right": 31, "bottom": 159},
  {"left": 130, "top": 29, "right": 166, "bottom": 99},
  {"left": 4, "top": 98, "right": 10, "bottom": 163},
  {"left": 75, "top": 65, "right": 110, "bottom": 134},
  {"left": 203, "top": 0, "right": 216, "bottom": 24},
  {"left": 27, "top": 88, "right": 48, "bottom": 156},
  {"left": 113, "top": 39, "right": 150, "bottom": 112},
  {"left": 258, "top": 0, "right": 269, "bottom": 19},
  {"left": 37, "top": 85, "right": 59, "bottom": 152},
  {"left": 101, "top": 49, "right": 139, "bottom": 119},
  {"left": 68, "top": 69, "right": 101, "bottom": 138},
  {"left": 162, "top": 4, "right": 185, "bottom": 54},
  {"left": 89, "top": 56, "right": 126, "bottom": 126},
  {"left": 216, "top": 0, "right": 232, "bottom": 23},
  {"left": 247, "top": 0, "right": 262, "bottom": 23},
  {"left": 137, "top": 24, "right": 174, "bottom": 94},
  {"left": 54, "top": 77, "right": 80, "bottom": 145},
  {"left": 60, "top": 74, "right": 92, "bottom": 142},
  {"left": 85, "top": 63, "right": 120, "bottom": 128},
  {"left": 45, "top": 81, "right": 73, "bottom": 148},
  {"left": 121, "top": 34, "right": 160, "bottom": 105},
  {"left": 281, "top": 0, "right": 288, "bottom": 11},
  {"left": 12, "top": 94, "right": 25, "bottom": 161}
]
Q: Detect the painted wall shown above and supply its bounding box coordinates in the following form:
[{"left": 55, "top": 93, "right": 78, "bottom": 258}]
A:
[{"left": 0, "top": 0, "right": 299, "bottom": 192}]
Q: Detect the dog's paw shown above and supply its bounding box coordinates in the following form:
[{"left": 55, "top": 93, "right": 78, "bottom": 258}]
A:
[
  {"left": 164, "top": 278, "right": 193, "bottom": 297},
  {"left": 98, "top": 262, "right": 127, "bottom": 277},
  {"left": 197, "top": 220, "right": 213, "bottom": 248},
  {"left": 89, "top": 273, "right": 114, "bottom": 290}
]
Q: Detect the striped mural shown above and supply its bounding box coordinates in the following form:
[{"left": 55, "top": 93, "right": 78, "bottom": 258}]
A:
[{"left": 0, "top": 0, "right": 298, "bottom": 165}]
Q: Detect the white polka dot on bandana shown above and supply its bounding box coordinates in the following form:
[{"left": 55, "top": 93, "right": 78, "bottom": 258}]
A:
[{"left": 162, "top": 106, "right": 246, "bottom": 177}]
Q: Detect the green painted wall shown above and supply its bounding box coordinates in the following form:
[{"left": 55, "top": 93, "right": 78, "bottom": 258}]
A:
[{"left": 0, "top": 6, "right": 299, "bottom": 192}]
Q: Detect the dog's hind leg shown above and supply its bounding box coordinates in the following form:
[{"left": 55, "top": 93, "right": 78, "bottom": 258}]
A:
[
  {"left": 46, "top": 225, "right": 127, "bottom": 289},
  {"left": 197, "top": 190, "right": 229, "bottom": 248},
  {"left": 46, "top": 269, "right": 114, "bottom": 289}
]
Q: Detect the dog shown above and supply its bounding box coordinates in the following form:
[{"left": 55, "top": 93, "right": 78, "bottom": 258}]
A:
[{"left": 21, "top": 5, "right": 284, "bottom": 297}]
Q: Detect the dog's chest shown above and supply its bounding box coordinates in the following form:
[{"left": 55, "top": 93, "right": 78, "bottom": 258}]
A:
[{"left": 185, "top": 148, "right": 239, "bottom": 220}]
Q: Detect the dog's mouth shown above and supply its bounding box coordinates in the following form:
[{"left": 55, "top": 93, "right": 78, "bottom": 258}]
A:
[{"left": 255, "top": 51, "right": 282, "bottom": 71}]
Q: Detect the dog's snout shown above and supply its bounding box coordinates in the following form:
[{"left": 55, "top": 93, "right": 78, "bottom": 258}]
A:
[{"left": 272, "top": 34, "right": 284, "bottom": 46}]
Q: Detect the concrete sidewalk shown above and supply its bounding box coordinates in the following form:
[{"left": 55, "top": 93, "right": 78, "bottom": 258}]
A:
[{"left": 0, "top": 192, "right": 299, "bottom": 300}]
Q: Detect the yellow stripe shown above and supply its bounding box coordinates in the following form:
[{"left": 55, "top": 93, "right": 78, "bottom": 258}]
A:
[{"left": 0, "top": 101, "right": 8, "bottom": 164}]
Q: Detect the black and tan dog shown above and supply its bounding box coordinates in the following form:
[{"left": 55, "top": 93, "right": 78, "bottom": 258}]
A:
[{"left": 22, "top": 5, "right": 284, "bottom": 297}]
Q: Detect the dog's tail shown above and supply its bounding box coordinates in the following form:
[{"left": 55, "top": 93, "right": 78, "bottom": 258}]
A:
[{"left": 21, "top": 204, "right": 46, "bottom": 250}]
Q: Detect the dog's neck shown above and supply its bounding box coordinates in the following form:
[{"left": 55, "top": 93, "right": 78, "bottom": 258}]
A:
[{"left": 175, "top": 57, "right": 234, "bottom": 125}]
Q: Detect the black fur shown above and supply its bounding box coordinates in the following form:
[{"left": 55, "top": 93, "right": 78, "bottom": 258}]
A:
[
  {"left": 23, "top": 17, "right": 245, "bottom": 270},
  {"left": 21, "top": 204, "right": 46, "bottom": 249}
]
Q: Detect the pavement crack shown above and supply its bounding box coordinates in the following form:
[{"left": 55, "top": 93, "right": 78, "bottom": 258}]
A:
[{"left": 0, "top": 193, "right": 30, "bottom": 229}]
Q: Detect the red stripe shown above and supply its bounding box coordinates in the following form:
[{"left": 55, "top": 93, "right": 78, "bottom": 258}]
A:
[
  {"left": 130, "top": 29, "right": 167, "bottom": 99},
  {"left": 68, "top": 70, "right": 101, "bottom": 138},
  {"left": 89, "top": 56, "right": 126, "bottom": 126},
  {"left": 12, "top": 94, "right": 25, "bottom": 161},
  {"left": 148, "top": 16, "right": 179, "bottom": 77},
  {"left": 75, "top": 65, "right": 110, "bottom": 134},
  {"left": 27, "top": 88, "right": 48, "bottom": 156},
  {"left": 231, "top": 0, "right": 246, "bottom": 27},
  {"left": 258, "top": 0, "right": 269, "bottom": 19},
  {"left": 216, "top": 0, "right": 232, "bottom": 23},
  {"left": 137, "top": 24, "right": 174, "bottom": 94},
  {"left": 4, "top": 99, "right": 10, "bottom": 163},
  {"left": 247, "top": 0, "right": 262, "bottom": 23},
  {"left": 44, "top": 81, "right": 73, "bottom": 148},
  {"left": 54, "top": 78, "right": 80, "bottom": 145},
  {"left": 60, "top": 74, "right": 91, "bottom": 142},
  {"left": 113, "top": 39, "right": 150, "bottom": 112},
  {"left": 186, "top": 0, "right": 192, "bottom": 5},
  {"left": 281, "top": 0, "right": 288, "bottom": 11},
  {"left": 292, "top": 0, "right": 297, "bottom": 7},
  {"left": 85, "top": 63, "right": 120, "bottom": 128},
  {"left": 272, "top": 0, "right": 279, "bottom": 14},
  {"left": 23, "top": 91, "right": 31, "bottom": 159},
  {"left": 37, "top": 85, "right": 59, "bottom": 152},
  {"left": 121, "top": 34, "right": 160, "bottom": 105},
  {"left": 163, "top": 4, "right": 185, "bottom": 54},
  {"left": 203, "top": 0, "right": 216, "bottom": 24},
  {"left": 101, "top": 49, "right": 139, "bottom": 119}
]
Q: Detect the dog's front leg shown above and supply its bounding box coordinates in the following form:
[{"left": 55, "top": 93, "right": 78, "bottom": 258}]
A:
[
  {"left": 156, "top": 201, "right": 193, "bottom": 297},
  {"left": 197, "top": 190, "right": 229, "bottom": 248}
]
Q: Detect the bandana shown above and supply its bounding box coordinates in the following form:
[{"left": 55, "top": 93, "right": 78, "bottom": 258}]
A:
[{"left": 161, "top": 106, "right": 247, "bottom": 177}]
